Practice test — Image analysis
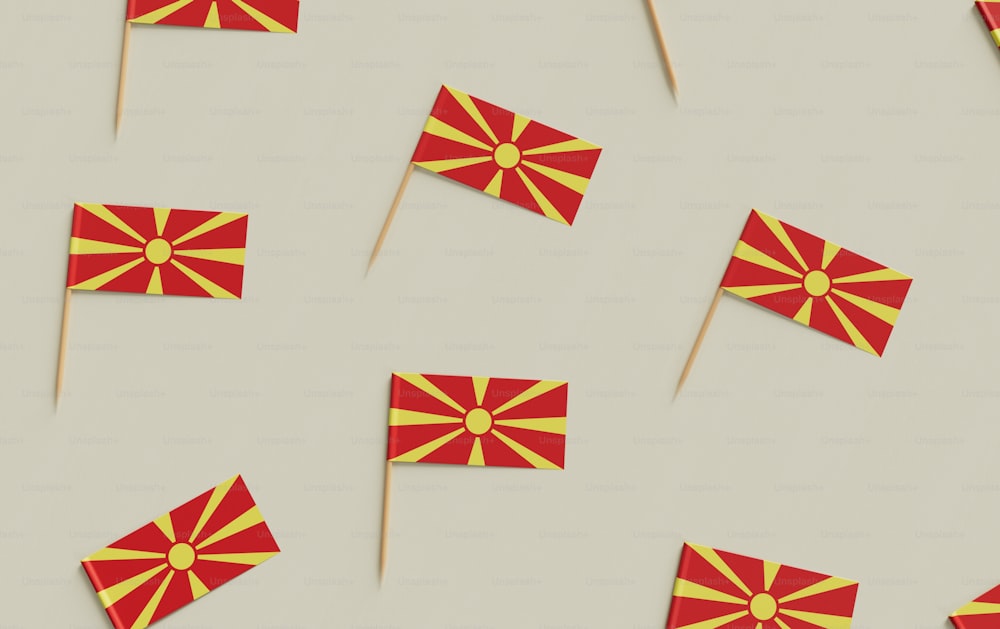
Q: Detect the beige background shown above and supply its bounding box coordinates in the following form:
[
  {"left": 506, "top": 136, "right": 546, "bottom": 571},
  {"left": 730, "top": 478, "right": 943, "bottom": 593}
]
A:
[{"left": 1, "top": 1, "right": 998, "bottom": 627}]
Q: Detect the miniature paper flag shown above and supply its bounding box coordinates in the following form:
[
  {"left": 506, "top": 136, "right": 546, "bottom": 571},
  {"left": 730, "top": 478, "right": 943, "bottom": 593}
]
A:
[
  {"left": 126, "top": 0, "right": 300, "bottom": 33},
  {"left": 976, "top": 2, "right": 1000, "bottom": 48},
  {"left": 387, "top": 373, "right": 568, "bottom": 469},
  {"left": 411, "top": 85, "right": 602, "bottom": 226},
  {"left": 950, "top": 584, "right": 1000, "bottom": 628},
  {"left": 666, "top": 542, "right": 859, "bottom": 629},
  {"left": 67, "top": 203, "right": 247, "bottom": 299},
  {"left": 720, "top": 209, "right": 912, "bottom": 356},
  {"left": 81, "top": 475, "right": 279, "bottom": 629}
]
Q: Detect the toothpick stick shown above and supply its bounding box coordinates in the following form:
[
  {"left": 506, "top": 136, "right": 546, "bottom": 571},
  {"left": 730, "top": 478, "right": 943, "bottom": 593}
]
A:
[
  {"left": 645, "top": 0, "right": 679, "bottom": 98},
  {"left": 379, "top": 460, "right": 392, "bottom": 584},
  {"left": 116, "top": 22, "right": 132, "bottom": 137},
  {"left": 56, "top": 288, "right": 72, "bottom": 407},
  {"left": 367, "top": 162, "right": 415, "bottom": 274},
  {"left": 676, "top": 287, "right": 724, "bottom": 397}
]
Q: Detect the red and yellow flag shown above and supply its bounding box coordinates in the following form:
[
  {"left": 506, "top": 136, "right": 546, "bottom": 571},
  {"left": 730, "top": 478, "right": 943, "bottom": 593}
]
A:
[
  {"left": 126, "top": 0, "right": 299, "bottom": 33},
  {"left": 977, "top": 2, "right": 1000, "bottom": 48},
  {"left": 410, "top": 85, "right": 602, "bottom": 226},
  {"left": 387, "top": 373, "right": 568, "bottom": 469},
  {"left": 720, "top": 209, "right": 912, "bottom": 356},
  {"left": 950, "top": 584, "right": 1000, "bottom": 628},
  {"left": 67, "top": 203, "right": 247, "bottom": 299},
  {"left": 666, "top": 542, "right": 859, "bottom": 629},
  {"left": 81, "top": 475, "right": 279, "bottom": 629}
]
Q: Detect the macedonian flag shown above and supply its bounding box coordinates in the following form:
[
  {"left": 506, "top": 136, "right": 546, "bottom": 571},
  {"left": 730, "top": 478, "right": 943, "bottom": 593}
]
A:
[
  {"left": 410, "top": 85, "right": 602, "bottom": 226},
  {"left": 126, "top": 0, "right": 299, "bottom": 32},
  {"left": 81, "top": 475, "right": 279, "bottom": 629},
  {"left": 67, "top": 203, "right": 247, "bottom": 299},
  {"left": 950, "top": 584, "right": 1000, "bottom": 628},
  {"left": 720, "top": 209, "right": 912, "bottom": 356},
  {"left": 666, "top": 542, "right": 859, "bottom": 629},
  {"left": 976, "top": 2, "right": 1000, "bottom": 48},
  {"left": 387, "top": 373, "right": 568, "bottom": 469}
]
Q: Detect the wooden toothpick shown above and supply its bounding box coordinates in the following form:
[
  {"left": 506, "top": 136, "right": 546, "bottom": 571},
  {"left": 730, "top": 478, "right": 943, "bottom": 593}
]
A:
[
  {"left": 367, "top": 163, "right": 415, "bottom": 274},
  {"left": 676, "top": 287, "right": 724, "bottom": 397},
  {"left": 116, "top": 22, "right": 132, "bottom": 137},
  {"left": 55, "top": 288, "right": 72, "bottom": 407},
  {"left": 379, "top": 460, "right": 392, "bottom": 584},
  {"left": 645, "top": 0, "right": 679, "bottom": 98}
]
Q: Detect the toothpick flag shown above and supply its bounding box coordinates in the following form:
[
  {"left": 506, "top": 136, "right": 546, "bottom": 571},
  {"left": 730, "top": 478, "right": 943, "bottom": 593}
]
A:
[
  {"left": 976, "top": 2, "right": 1000, "bottom": 48},
  {"left": 57, "top": 203, "right": 247, "bottom": 404},
  {"left": 676, "top": 209, "right": 912, "bottom": 395},
  {"left": 367, "top": 85, "right": 602, "bottom": 271},
  {"left": 81, "top": 475, "right": 279, "bottom": 629},
  {"left": 380, "top": 373, "right": 568, "bottom": 581},
  {"left": 950, "top": 584, "right": 1000, "bottom": 627},
  {"left": 666, "top": 542, "right": 859, "bottom": 629},
  {"left": 116, "top": 1, "right": 299, "bottom": 135}
]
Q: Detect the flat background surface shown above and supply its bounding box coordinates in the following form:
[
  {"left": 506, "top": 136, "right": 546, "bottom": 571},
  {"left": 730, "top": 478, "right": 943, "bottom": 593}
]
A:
[{"left": 0, "top": 1, "right": 997, "bottom": 627}]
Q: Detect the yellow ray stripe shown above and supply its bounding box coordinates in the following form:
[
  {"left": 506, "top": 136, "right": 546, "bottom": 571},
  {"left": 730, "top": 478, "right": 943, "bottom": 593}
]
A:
[
  {"left": 153, "top": 513, "right": 176, "bottom": 543},
  {"left": 672, "top": 578, "right": 747, "bottom": 605},
  {"left": 687, "top": 544, "right": 753, "bottom": 597},
  {"left": 395, "top": 373, "right": 467, "bottom": 414},
  {"left": 792, "top": 297, "right": 813, "bottom": 325},
  {"left": 731, "top": 241, "right": 803, "bottom": 279},
  {"left": 390, "top": 427, "right": 466, "bottom": 463},
  {"left": 952, "top": 601, "right": 1000, "bottom": 616},
  {"left": 832, "top": 268, "right": 911, "bottom": 284},
  {"left": 521, "top": 160, "right": 593, "bottom": 195},
  {"left": 78, "top": 203, "right": 148, "bottom": 244},
  {"left": 129, "top": 569, "right": 174, "bottom": 629},
  {"left": 824, "top": 296, "right": 877, "bottom": 355},
  {"left": 993, "top": 29, "right": 1000, "bottom": 47},
  {"left": 195, "top": 505, "right": 263, "bottom": 551},
  {"left": 674, "top": 611, "right": 749, "bottom": 629},
  {"left": 830, "top": 289, "right": 900, "bottom": 325},
  {"left": 204, "top": 1, "right": 220, "bottom": 28},
  {"left": 169, "top": 259, "right": 239, "bottom": 299},
  {"left": 763, "top": 560, "right": 780, "bottom": 590},
  {"left": 95, "top": 563, "right": 167, "bottom": 608},
  {"left": 722, "top": 284, "right": 801, "bottom": 300},
  {"left": 468, "top": 437, "right": 485, "bottom": 466},
  {"left": 197, "top": 551, "right": 279, "bottom": 565},
  {"left": 173, "top": 248, "right": 246, "bottom": 265},
  {"left": 188, "top": 570, "right": 210, "bottom": 600},
  {"left": 232, "top": 0, "right": 294, "bottom": 32},
  {"left": 491, "top": 429, "right": 561, "bottom": 469},
  {"left": 413, "top": 156, "right": 493, "bottom": 173},
  {"left": 514, "top": 167, "right": 569, "bottom": 225},
  {"left": 389, "top": 409, "right": 464, "bottom": 427},
  {"left": 779, "top": 610, "right": 852, "bottom": 629},
  {"left": 171, "top": 212, "right": 245, "bottom": 247},
  {"left": 511, "top": 114, "right": 531, "bottom": 142},
  {"left": 522, "top": 138, "right": 600, "bottom": 156},
  {"left": 153, "top": 208, "right": 170, "bottom": 237},
  {"left": 483, "top": 170, "right": 503, "bottom": 197},
  {"left": 755, "top": 624, "right": 763, "bottom": 629},
  {"left": 471, "top": 377, "right": 489, "bottom": 406},
  {"left": 421, "top": 116, "right": 495, "bottom": 152},
  {"left": 69, "top": 257, "right": 146, "bottom": 291},
  {"left": 774, "top": 619, "right": 792, "bottom": 629},
  {"left": 493, "top": 417, "right": 566, "bottom": 434},
  {"left": 444, "top": 86, "right": 499, "bottom": 144},
  {"left": 778, "top": 575, "right": 857, "bottom": 604},
  {"left": 756, "top": 211, "right": 809, "bottom": 272},
  {"left": 129, "top": 0, "right": 196, "bottom": 24},
  {"left": 83, "top": 548, "right": 166, "bottom": 562},
  {"left": 491, "top": 380, "right": 565, "bottom": 416},
  {"left": 69, "top": 237, "right": 142, "bottom": 255},
  {"left": 821, "top": 241, "right": 840, "bottom": 269},
  {"left": 146, "top": 267, "right": 163, "bottom": 295},
  {"left": 189, "top": 476, "right": 238, "bottom": 543}
]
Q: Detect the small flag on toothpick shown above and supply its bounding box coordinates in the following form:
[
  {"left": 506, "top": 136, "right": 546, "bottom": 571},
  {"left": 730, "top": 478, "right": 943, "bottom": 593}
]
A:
[
  {"left": 951, "top": 583, "right": 1000, "bottom": 627},
  {"left": 379, "top": 373, "right": 568, "bottom": 582},
  {"left": 81, "top": 475, "right": 279, "bottom": 629},
  {"left": 976, "top": 1, "right": 1000, "bottom": 48}
]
